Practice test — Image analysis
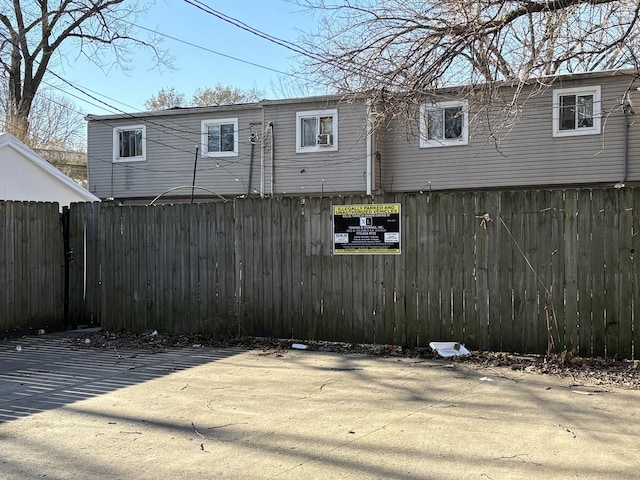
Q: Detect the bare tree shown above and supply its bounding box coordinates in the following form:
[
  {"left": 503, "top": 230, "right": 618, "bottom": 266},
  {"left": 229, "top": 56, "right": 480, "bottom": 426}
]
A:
[
  {"left": 144, "top": 86, "right": 186, "bottom": 110},
  {"left": 20, "top": 90, "right": 84, "bottom": 149},
  {"left": 0, "top": 1, "right": 169, "bottom": 142},
  {"left": 298, "top": 0, "right": 640, "bottom": 124},
  {"left": 145, "top": 84, "right": 263, "bottom": 110},
  {"left": 191, "top": 84, "right": 262, "bottom": 106},
  {"left": 269, "top": 74, "right": 322, "bottom": 99},
  {"left": 0, "top": 74, "right": 84, "bottom": 149}
]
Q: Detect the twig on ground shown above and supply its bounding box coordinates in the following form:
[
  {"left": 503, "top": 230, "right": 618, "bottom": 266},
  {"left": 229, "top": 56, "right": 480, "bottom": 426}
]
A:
[
  {"left": 192, "top": 422, "right": 205, "bottom": 439},
  {"left": 207, "top": 423, "right": 246, "bottom": 429},
  {"left": 558, "top": 424, "right": 576, "bottom": 438},
  {"left": 320, "top": 379, "right": 338, "bottom": 390},
  {"left": 493, "top": 453, "right": 542, "bottom": 466}
]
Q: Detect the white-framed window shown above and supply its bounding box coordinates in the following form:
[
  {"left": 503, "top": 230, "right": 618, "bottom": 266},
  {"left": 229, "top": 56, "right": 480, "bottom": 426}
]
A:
[
  {"left": 113, "top": 125, "right": 146, "bottom": 162},
  {"left": 201, "top": 118, "right": 238, "bottom": 157},
  {"left": 296, "top": 109, "right": 338, "bottom": 153},
  {"left": 419, "top": 101, "right": 469, "bottom": 148},
  {"left": 552, "top": 86, "right": 601, "bottom": 137}
]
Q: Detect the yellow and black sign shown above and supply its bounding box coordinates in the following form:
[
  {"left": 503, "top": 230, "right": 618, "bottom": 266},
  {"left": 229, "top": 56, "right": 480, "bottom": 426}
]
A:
[{"left": 333, "top": 203, "right": 401, "bottom": 255}]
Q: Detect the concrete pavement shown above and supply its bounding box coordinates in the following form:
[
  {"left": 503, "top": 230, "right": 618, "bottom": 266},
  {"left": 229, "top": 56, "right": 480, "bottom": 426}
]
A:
[{"left": 1, "top": 332, "right": 639, "bottom": 479}]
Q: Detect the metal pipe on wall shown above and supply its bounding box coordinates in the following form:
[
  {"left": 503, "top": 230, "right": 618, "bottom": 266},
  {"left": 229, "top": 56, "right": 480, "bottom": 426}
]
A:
[{"left": 269, "top": 122, "right": 274, "bottom": 196}]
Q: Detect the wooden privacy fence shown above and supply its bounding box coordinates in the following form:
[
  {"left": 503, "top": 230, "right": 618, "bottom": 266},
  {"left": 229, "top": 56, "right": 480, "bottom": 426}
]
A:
[
  {"left": 68, "top": 202, "right": 236, "bottom": 334},
  {"left": 68, "top": 188, "right": 640, "bottom": 359},
  {"left": 0, "top": 201, "right": 64, "bottom": 334}
]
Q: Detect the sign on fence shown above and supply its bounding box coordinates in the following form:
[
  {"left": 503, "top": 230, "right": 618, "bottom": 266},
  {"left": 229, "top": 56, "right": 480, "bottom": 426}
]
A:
[{"left": 333, "top": 203, "right": 401, "bottom": 254}]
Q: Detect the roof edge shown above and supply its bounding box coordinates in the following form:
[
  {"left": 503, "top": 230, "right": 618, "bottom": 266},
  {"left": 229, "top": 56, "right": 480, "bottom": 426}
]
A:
[{"left": 0, "top": 132, "right": 100, "bottom": 202}]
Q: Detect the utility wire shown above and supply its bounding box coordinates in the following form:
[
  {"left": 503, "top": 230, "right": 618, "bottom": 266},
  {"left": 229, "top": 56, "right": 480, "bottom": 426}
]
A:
[
  {"left": 128, "top": 20, "right": 310, "bottom": 83},
  {"left": 183, "top": 0, "right": 322, "bottom": 61},
  {"left": 45, "top": 70, "right": 250, "bottom": 159}
]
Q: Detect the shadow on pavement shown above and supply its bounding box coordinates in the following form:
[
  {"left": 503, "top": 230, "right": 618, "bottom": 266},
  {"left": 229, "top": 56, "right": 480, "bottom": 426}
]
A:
[{"left": 0, "top": 330, "right": 243, "bottom": 424}]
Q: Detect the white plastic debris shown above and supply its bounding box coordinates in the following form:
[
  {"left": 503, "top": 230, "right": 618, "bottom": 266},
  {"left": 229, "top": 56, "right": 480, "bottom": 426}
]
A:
[
  {"left": 15, "top": 345, "right": 22, "bottom": 352},
  {"left": 476, "top": 213, "right": 493, "bottom": 229},
  {"left": 429, "top": 341, "right": 470, "bottom": 358},
  {"left": 479, "top": 377, "right": 494, "bottom": 382},
  {"left": 291, "top": 343, "right": 308, "bottom": 350},
  {"left": 36, "top": 329, "right": 45, "bottom": 335},
  {"left": 192, "top": 344, "right": 202, "bottom": 348},
  {"left": 84, "top": 338, "right": 91, "bottom": 344},
  {"left": 151, "top": 330, "right": 158, "bottom": 336}
]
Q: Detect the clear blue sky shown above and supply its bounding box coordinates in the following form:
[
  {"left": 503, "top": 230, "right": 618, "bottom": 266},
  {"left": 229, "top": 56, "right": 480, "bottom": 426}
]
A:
[{"left": 53, "top": 0, "right": 326, "bottom": 116}]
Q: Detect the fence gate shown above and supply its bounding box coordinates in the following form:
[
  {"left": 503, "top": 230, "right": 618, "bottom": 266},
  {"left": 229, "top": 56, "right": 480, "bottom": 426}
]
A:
[{"left": 0, "top": 201, "right": 65, "bottom": 335}]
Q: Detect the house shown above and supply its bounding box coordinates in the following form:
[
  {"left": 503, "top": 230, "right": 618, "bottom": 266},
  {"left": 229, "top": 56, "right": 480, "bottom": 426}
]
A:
[
  {"left": 0, "top": 132, "right": 99, "bottom": 209},
  {"left": 85, "top": 69, "right": 640, "bottom": 203},
  {"left": 86, "top": 95, "right": 371, "bottom": 203},
  {"left": 378, "top": 69, "right": 639, "bottom": 192}
]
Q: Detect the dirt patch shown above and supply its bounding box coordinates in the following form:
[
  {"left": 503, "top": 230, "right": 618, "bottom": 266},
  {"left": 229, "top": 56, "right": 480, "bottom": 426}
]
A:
[{"left": 73, "top": 330, "right": 640, "bottom": 390}]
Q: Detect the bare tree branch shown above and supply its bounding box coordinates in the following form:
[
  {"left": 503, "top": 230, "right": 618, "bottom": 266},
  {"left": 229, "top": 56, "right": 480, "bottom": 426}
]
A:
[
  {"left": 297, "top": 0, "right": 640, "bottom": 131},
  {"left": 0, "top": 0, "right": 170, "bottom": 142}
]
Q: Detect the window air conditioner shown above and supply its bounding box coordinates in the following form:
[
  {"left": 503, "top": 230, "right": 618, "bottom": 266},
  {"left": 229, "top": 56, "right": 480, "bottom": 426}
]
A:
[{"left": 317, "top": 133, "right": 333, "bottom": 146}]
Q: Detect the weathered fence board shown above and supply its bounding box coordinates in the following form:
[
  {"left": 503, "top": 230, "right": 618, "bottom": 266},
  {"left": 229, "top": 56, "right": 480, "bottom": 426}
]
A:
[
  {"left": 0, "top": 201, "right": 64, "bottom": 334},
  {"left": 564, "top": 191, "right": 579, "bottom": 353},
  {"left": 603, "top": 189, "right": 620, "bottom": 357},
  {"left": 591, "top": 192, "right": 607, "bottom": 356},
  {"left": 451, "top": 193, "right": 465, "bottom": 347},
  {"left": 633, "top": 193, "right": 640, "bottom": 359},
  {"left": 577, "top": 190, "right": 593, "bottom": 356},
  {"left": 498, "top": 191, "right": 515, "bottom": 352},
  {"left": 536, "top": 191, "right": 554, "bottom": 352},
  {"left": 618, "top": 189, "right": 634, "bottom": 360}
]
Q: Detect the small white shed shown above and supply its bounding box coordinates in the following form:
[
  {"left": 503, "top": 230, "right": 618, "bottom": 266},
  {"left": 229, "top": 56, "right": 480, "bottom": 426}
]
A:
[{"left": 0, "top": 132, "right": 99, "bottom": 208}]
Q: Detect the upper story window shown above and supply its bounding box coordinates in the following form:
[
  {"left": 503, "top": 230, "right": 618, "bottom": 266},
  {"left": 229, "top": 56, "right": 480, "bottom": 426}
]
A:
[
  {"left": 552, "top": 86, "right": 601, "bottom": 137},
  {"left": 113, "top": 125, "right": 146, "bottom": 162},
  {"left": 419, "top": 101, "right": 469, "bottom": 148},
  {"left": 202, "top": 118, "right": 238, "bottom": 157},
  {"left": 296, "top": 109, "right": 338, "bottom": 153}
]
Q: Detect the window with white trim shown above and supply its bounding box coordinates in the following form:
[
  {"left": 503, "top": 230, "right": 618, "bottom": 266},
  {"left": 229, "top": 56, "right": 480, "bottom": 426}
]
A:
[
  {"left": 296, "top": 109, "right": 338, "bottom": 153},
  {"left": 552, "top": 86, "right": 601, "bottom": 137},
  {"left": 202, "top": 118, "right": 238, "bottom": 157},
  {"left": 113, "top": 125, "right": 146, "bottom": 162},
  {"left": 419, "top": 101, "right": 469, "bottom": 148}
]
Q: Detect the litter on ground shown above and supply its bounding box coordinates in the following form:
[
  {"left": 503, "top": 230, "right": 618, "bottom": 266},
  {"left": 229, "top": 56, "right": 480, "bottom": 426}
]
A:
[{"left": 429, "top": 341, "right": 470, "bottom": 358}]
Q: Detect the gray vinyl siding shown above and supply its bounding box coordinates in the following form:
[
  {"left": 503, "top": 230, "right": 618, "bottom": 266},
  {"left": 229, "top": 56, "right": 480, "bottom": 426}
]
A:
[
  {"left": 87, "top": 98, "right": 369, "bottom": 200},
  {"left": 627, "top": 89, "right": 640, "bottom": 182},
  {"left": 262, "top": 99, "right": 369, "bottom": 196},
  {"left": 380, "top": 72, "right": 639, "bottom": 192},
  {"left": 87, "top": 106, "right": 263, "bottom": 200},
  {"left": 87, "top": 72, "right": 640, "bottom": 200}
]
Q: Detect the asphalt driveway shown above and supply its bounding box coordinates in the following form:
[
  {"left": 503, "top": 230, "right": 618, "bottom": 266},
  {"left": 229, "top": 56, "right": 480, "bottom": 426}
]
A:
[{"left": 1, "top": 331, "right": 639, "bottom": 479}]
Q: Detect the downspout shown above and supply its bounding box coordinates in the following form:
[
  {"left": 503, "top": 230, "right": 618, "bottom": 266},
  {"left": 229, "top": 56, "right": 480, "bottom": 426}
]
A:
[
  {"left": 260, "top": 108, "right": 265, "bottom": 197},
  {"left": 269, "top": 122, "right": 275, "bottom": 196},
  {"left": 190, "top": 146, "right": 199, "bottom": 204},
  {"left": 616, "top": 95, "right": 635, "bottom": 188},
  {"left": 366, "top": 99, "right": 373, "bottom": 196},
  {"left": 247, "top": 134, "right": 256, "bottom": 197}
]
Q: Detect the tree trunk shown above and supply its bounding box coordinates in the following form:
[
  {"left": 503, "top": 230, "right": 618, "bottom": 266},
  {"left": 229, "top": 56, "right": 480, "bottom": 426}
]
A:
[
  {"left": 7, "top": 59, "right": 37, "bottom": 144},
  {"left": 5, "top": 110, "right": 29, "bottom": 142}
]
